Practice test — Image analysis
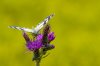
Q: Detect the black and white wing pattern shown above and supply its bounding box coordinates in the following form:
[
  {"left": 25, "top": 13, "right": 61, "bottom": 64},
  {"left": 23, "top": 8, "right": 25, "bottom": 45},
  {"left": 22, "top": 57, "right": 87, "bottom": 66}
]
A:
[
  {"left": 34, "top": 14, "right": 54, "bottom": 33},
  {"left": 9, "top": 14, "right": 54, "bottom": 34},
  {"left": 9, "top": 26, "right": 33, "bottom": 33}
]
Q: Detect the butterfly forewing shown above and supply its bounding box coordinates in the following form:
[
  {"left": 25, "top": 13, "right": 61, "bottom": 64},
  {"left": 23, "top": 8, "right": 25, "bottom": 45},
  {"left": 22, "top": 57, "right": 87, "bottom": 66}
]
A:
[
  {"left": 9, "top": 26, "right": 33, "bottom": 33},
  {"left": 34, "top": 14, "right": 54, "bottom": 32}
]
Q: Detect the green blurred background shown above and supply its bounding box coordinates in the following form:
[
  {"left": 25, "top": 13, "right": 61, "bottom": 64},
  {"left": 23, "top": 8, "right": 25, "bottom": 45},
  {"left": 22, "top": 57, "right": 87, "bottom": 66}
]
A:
[{"left": 0, "top": 0, "right": 100, "bottom": 66}]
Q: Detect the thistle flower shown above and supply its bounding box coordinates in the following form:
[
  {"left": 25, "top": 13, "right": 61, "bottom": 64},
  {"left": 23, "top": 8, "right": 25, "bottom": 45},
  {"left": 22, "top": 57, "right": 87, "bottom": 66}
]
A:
[
  {"left": 48, "top": 32, "right": 55, "bottom": 42},
  {"left": 36, "top": 33, "right": 55, "bottom": 42},
  {"left": 27, "top": 40, "right": 42, "bottom": 51},
  {"left": 36, "top": 34, "right": 43, "bottom": 41},
  {"left": 23, "top": 32, "right": 43, "bottom": 51},
  {"left": 23, "top": 32, "right": 55, "bottom": 51}
]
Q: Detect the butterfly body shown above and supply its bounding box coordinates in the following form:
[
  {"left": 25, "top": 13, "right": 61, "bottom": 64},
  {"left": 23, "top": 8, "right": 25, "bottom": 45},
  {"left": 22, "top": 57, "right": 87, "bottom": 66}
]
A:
[{"left": 9, "top": 14, "right": 54, "bottom": 34}]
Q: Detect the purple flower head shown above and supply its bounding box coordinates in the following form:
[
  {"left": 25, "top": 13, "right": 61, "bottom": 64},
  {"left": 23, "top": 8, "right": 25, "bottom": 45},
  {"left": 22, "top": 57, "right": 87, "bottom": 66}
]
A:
[
  {"left": 37, "top": 32, "right": 55, "bottom": 43},
  {"left": 48, "top": 32, "right": 55, "bottom": 41},
  {"left": 26, "top": 41, "right": 33, "bottom": 51},
  {"left": 23, "top": 32, "right": 43, "bottom": 51},
  {"left": 36, "top": 34, "right": 43, "bottom": 41},
  {"left": 23, "top": 31, "right": 55, "bottom": 51},
  {"left": 26, "top": 40, "right": 42, "bottom": 51}
]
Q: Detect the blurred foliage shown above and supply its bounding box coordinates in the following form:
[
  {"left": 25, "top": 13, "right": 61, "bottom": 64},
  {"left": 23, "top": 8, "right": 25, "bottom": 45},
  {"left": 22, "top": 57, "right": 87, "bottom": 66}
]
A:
[{"left": 0, "top": 0, "right": 100, "bottom": 66}]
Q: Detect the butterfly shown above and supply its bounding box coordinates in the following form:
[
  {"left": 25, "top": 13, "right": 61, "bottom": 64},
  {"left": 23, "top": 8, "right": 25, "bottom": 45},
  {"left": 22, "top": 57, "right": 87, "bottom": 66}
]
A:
[{"left": 9, "top": 14, "right": 54, "bottom": 34}]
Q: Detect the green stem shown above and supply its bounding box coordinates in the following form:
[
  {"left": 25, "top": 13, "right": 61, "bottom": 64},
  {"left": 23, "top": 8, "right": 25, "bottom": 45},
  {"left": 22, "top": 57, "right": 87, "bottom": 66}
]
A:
[{"left": 35, "top": 60, "right": 40, "bottom": 66}]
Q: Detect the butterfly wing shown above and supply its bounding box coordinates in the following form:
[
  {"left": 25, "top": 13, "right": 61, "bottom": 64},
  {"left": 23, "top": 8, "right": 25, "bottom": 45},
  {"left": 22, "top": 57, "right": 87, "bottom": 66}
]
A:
[
  {"left": 9, "top": 14, "right": 54, "bottom": 34},
  {"left": 9, "top": 26, "right": 33, "bottom": 33},
  {"left": 34, "top": 14, "right": 54, "bottom": 33}
]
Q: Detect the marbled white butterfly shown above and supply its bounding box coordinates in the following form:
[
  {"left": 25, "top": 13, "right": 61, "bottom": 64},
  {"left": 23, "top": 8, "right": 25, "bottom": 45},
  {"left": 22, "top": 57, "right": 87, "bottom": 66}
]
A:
[{"left": 9, "top": 14, "right": 54, "bottom": 34}]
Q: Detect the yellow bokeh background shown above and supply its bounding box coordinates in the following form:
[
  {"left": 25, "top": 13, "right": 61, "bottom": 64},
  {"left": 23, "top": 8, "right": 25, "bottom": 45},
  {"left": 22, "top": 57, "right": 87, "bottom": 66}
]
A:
[{"left": 0, "top": 0, "right": 100, "bottom": 66}]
